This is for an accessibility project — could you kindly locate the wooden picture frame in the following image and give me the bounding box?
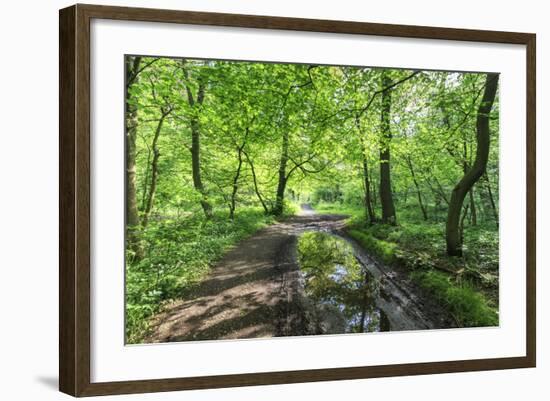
[59,3,536,397]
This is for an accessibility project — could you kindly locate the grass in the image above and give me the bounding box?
[348,229,397,264]
[411,270,498,327]
[312,201,499,328]
[126,206,286,343]
[313,201,367,228]
[314,201,363,218]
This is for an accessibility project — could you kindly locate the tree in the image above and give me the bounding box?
[405,155,428,220]
[271,65,318,216]
[228,124,251,220]
[142,105,172,227]
[354,115,376,224]
[181,61,213,219]
[124,58,502,341]
[446,73,499,256]
[273,130,289,215]
[379,71,397,224]
[125,56,156,258]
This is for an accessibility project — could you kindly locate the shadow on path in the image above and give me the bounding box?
[145,212,348,343]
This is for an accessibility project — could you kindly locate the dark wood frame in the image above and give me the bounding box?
[59,3,536,397]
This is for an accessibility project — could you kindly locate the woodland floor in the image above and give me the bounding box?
[144,206,453,343]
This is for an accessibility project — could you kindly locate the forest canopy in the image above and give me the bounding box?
[124,56,499,343]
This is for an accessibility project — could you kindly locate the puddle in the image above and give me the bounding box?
[297,232,390,334]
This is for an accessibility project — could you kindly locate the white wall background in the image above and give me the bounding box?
[0,0,546,399]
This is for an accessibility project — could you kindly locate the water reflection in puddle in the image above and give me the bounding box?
[298,232,390,334]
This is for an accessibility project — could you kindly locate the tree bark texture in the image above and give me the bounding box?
[125,56,142,257]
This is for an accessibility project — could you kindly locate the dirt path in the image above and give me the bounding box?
[145,210,347,343]
[145,206,453,343]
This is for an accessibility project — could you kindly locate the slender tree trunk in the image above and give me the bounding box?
[190,117,213,219]
[446,73,499,256]
[406,156,428,220]
[273,131,289,216]
[462,138,478,227]
[125,56,142,257]
[459,203,470,244]
[355,115,376,224]
[362,156,376,224]
[485,173,499,228]
[433,177,450,205]
[469,188,477,226]
[243,150,269,214]
[142,111,169,227]
[379,72,396,224]
[140,150,152,212]
[183,69,213,219]
[425,176,449,210]
[369,169,378,210]
[229,146,244,220]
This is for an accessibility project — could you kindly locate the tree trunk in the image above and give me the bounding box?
[142,111,169,227]
[406,156,428,220]
[355,115,376,224]
[379,72,397,224]
[125,56,142,257]
[140,150,152,212]
[433,177,450,205]
[190,118,213,219]
[229,146,244,220]
[243,150,269,214]
[371,171,378,209]
[446,73,499,256]
[362,156,376,224]
[183,72,213,220]
[462,137,478,227]
[469,188,477,226]
[273,131,289,216]
[485,173,499,228]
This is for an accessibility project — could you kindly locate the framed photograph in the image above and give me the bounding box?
[59,4,536,397]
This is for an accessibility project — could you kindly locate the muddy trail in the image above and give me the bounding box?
[145,205,454,343]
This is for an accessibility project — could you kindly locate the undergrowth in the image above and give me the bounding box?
[126,207,282,343]
[314,201,499,328]
[410,270,498,327]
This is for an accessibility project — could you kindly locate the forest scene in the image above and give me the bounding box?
[125,55,500,344]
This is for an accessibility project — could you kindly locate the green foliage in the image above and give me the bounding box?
[311,186,343,204]
[336,202,498,274]
[125,55,500,339]
[126,208,275,343]
[319,201,498,328]
[411,270,498,327]
[281,199,300,217]
[348,229,397,264]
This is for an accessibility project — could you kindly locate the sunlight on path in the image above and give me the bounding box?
[298,203,316,216]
